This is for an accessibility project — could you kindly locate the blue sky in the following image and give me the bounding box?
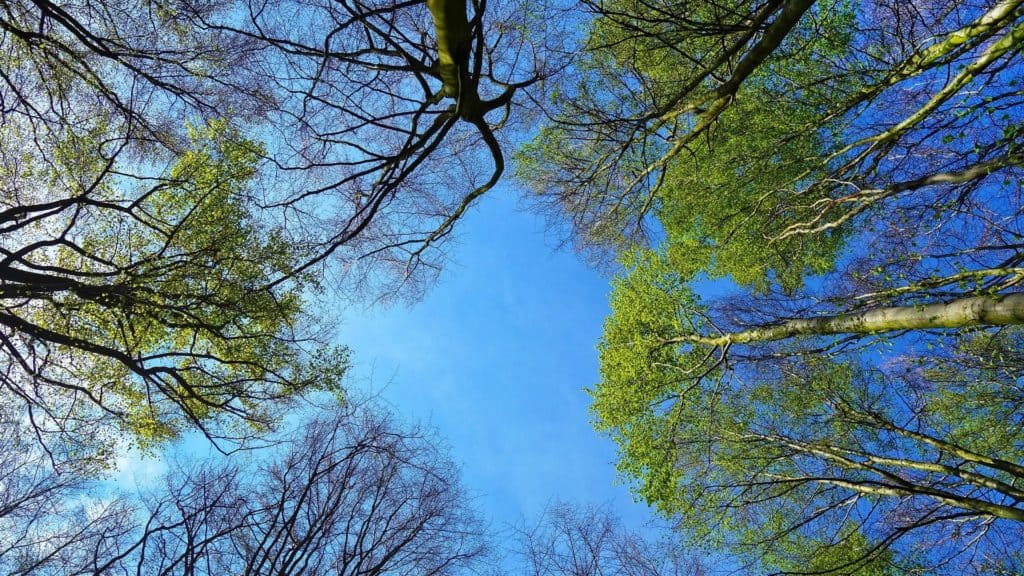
[338,184,658,532]
[111,181,659,537]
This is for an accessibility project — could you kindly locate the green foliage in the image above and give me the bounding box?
[764,529,903,576]
[658,95,842,291]
[12,120,346,450]
[923,328,1024,458]
[518,0,859,286]
[595,253,1024,570]
[595,250,714,515]
[531,0,1024,571]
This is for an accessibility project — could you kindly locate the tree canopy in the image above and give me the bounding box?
[0,0,559,454]
[519,0,1024,572]
[3,0,1024,573]
[1,117,349,452]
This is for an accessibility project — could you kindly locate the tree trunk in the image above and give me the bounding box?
[427,0,471,96]
[677,292,1024,346]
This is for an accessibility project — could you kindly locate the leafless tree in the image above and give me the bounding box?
[0,399,134,576]
[512,501,703,576]
[1,401,490,576]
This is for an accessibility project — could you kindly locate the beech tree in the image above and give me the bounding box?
[520,0,1024,360]
[1,116,347,451]
[174,0,558,286]
[520,0,1023,283]
[0,0,555,453]
[520,0,1024,371]
[517,0,1024,572]
[596,253,1024,572]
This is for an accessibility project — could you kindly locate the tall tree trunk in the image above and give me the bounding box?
[427,0,472,97]
[675,292,1024,346]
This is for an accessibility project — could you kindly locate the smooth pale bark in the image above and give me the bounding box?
[831,16,1024,176]
[675,292,1024,346]
[838,401,1024,479]
[812,478,1024,522]
[745,432,1024,520]
[776,154,1024,239]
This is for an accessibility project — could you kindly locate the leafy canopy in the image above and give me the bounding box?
[2,119,346,451]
